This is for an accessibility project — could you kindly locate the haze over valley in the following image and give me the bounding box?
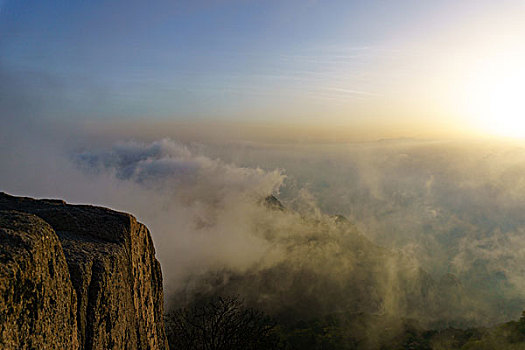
[2,1,525,348]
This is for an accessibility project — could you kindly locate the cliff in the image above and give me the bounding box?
[0,192,168,350]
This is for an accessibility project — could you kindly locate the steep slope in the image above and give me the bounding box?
[0,211,78,349]
[171,196,470,330]
[0,192,168,350]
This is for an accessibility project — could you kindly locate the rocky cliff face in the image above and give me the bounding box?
[0,192,168,350]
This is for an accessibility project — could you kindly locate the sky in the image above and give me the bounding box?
[1,0,525,139]
[3,1,525,325]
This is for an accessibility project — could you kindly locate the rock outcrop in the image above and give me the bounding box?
[0,192,168,350]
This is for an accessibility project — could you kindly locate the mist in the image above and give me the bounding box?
[3,115,525,333]
[3,1,525,348]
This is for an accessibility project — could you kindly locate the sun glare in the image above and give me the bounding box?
[463,53,525,138]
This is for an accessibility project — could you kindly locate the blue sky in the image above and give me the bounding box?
[1,0,524,134]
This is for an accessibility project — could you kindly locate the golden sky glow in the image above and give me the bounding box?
[459,52,525,138]
[1,1,525,141]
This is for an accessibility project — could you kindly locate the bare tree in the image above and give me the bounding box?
[165,295,281,350]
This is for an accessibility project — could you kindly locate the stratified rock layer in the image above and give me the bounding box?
[0,193,168,350]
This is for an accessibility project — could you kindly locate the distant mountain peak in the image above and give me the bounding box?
[263,195,285,211]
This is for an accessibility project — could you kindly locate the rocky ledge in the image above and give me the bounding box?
[0,192,168,349]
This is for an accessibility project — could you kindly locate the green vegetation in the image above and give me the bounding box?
[165,198,525,349]
[166,301,525,349]
[164,296,282,350]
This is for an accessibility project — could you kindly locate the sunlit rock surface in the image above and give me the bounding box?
[0,192,168,350]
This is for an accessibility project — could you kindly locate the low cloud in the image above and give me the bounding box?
[2,122,525,327]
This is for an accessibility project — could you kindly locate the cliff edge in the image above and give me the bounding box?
[0,192,168,350]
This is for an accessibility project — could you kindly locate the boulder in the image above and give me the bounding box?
[0,192,168,349]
